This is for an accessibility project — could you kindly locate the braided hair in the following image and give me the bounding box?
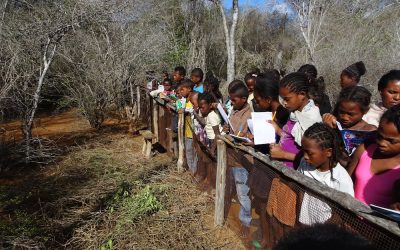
[280,72,311,95]
[303,123,341,180]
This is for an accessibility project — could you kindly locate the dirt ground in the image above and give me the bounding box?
[0,110,247,249]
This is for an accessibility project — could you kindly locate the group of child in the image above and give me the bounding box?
[150,63,400,245]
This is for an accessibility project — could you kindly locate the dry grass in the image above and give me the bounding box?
[1,129,244,249]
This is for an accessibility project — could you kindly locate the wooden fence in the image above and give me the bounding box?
[149,96,400,249]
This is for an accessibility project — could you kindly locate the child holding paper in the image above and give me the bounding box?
[222,80,253,238]
[248,74,290,248]
[253,75,290,132]
[269,72,322,169]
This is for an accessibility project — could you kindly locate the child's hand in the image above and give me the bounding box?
[323,113,337,128]
[177,108,184,114]
[269,144,286,159]
[211,103,219,109]
[222,124,230,133]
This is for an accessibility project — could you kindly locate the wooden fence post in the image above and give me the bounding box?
[215,139,227,226]
[152,99,159,143]
[177,112,184,172]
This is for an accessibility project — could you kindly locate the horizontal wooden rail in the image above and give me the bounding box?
[217,135,400,236]
[149,95,400,248]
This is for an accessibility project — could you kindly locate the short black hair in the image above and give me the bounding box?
[378,70,400,91]
[254,75,279,100]
[198,92,216,104]
[274,224,377,250]
[174,66,186,77]
[228,79,246,91]
[229,80,249,98]
[191,68,204,82]
[163,78,172,85]
[381,104,400,132]
[179,79,194,89]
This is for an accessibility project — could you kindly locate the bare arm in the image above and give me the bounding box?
[193,110,206,126]
[347,143,365,176]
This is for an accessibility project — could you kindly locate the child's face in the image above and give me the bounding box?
[254,92,271,110]
[229,93,247,110]
[199,100,212,116]
[337,100,365,128]
[164,83,172,91]
[190,74,202,84]
[381,80,400,109]
[376,119,400,156]
[301,137,332,170]
[279,86,307,112]
[340,72,357,88]
[173,71,183,82]
[245,79,256,93]
[179,86,191,98]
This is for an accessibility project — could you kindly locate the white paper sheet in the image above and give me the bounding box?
[247,119,254,134]
[251,112,276,145]
[217,103,234,131]
[217,103,229,123]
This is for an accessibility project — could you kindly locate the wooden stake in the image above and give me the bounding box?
[137,85,141,119]
[152,99,159,143]
[177,112,184,172]
[215,139,227,226]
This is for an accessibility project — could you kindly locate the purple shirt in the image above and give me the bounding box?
[279,119,301,169]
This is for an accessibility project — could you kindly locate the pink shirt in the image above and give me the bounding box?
[354,144,400,207]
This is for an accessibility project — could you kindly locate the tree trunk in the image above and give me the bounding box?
[23,37,56,163]
[215,0,239,84]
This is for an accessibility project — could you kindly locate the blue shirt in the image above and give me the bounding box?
[193,84,204,93]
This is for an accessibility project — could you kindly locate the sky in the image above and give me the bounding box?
[223,0,289,13]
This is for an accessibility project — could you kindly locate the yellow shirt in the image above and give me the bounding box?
[184,101,193,138]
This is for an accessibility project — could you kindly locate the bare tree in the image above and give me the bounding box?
[290,0,331,63]
[210,0,239,83]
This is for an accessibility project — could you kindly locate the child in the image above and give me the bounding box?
[298,123,354,226]
[198,93,222,154]
[323,86,376,131]
[363,70,400,127]
[253,75,290,128]
[340,61,366,88]
[158,78,174,98]
[178,80,196,173]
[204,72,223,103]
[348,105,400,208]
[249,74,290,248]
[190,68,204,93]
[298,64,332,115]
[172,66,186,90]
[298,123,354,196]
[244,71,259,108]
[269,72,322,169]
[222,81,253,237]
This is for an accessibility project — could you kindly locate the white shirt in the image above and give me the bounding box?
[204,111,222,140]
[363,102,386,127]
[298,158,354,196]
